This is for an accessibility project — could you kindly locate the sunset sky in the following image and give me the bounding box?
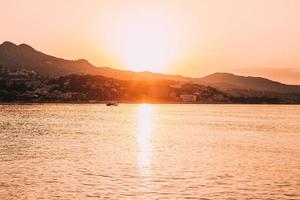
[1,0,300,84]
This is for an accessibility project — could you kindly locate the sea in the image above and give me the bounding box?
[0,104,299,199]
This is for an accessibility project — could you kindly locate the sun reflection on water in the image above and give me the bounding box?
[137,104,154,176]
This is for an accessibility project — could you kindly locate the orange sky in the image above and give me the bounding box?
[1,0,300,84]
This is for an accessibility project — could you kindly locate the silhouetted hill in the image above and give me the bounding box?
[196,72,300,93]
[0,41,189,82]
[1,41,300,94]
[0,41,104,75]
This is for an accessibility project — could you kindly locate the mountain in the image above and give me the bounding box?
[196,72,300,93]
[0,41,189,82]
[1,41,300,94]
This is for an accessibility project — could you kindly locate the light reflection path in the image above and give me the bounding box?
[137,104,154,177]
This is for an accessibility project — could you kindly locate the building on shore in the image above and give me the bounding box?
[180,94,197,102]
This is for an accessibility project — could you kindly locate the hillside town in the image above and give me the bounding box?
[1,67,297,104]
[0,67,230,103]
[1,41,300,104]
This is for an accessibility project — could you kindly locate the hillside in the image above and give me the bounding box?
[1,41,300,94]
[0,41,189,82]
[197,73,300,93]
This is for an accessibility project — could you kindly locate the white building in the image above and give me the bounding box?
[180,94,197,102]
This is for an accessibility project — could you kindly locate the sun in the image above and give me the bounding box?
[99,5,185,73]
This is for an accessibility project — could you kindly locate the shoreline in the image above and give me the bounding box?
[0,101,299,105]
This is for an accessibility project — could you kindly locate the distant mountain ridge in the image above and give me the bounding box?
[1,41,300,94]
[0,41,189,82]
[198,72,300,93]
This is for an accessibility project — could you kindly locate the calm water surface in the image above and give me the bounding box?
[0,104,299,199]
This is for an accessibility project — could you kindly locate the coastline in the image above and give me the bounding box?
[0,101,299,105]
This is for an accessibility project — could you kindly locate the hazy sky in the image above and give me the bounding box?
[1,0,300,84]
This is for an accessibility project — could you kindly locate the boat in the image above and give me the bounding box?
[106,101,118,106]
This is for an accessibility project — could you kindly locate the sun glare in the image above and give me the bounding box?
[137,104,154,176]
[100,6,185,73]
